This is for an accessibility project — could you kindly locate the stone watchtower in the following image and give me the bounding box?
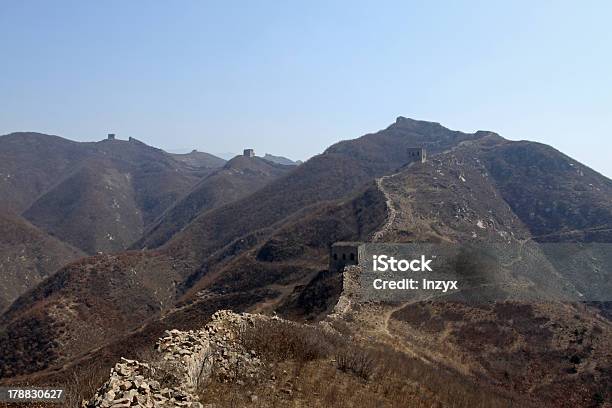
[407,147,426,163]
[329,242,365,272]
[243,149,255,158]
[107,133,116,141]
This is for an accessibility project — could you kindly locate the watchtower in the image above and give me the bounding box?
[407,147,426,163]
[107,133,116,141]
[243,149,255,158]
[330,242,364,272]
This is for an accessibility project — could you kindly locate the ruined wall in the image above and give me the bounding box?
[84,311,265,407]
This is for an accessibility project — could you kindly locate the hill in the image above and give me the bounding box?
[0,118,482,378]
[8,132,611,406]
[169,150,226,169]
[163,117,482,266]
[0,132,90,214]
[337,136,612,406]
[15,136,220,254]
[0,213,84,312]
[2,118,610,408]
[135,156,293,249]
[262,153,301,166]
[480,141,612,242]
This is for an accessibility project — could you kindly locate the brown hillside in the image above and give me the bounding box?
[135,156,293,249]
[0,213,84,312]
[169,150,226,169]
[21,138,215,254]
[0,133,89,214]
[0,117,477,379]
[22,159,144,254]
[164,118,483,266]
[480,141,612,242]
[1,119,611,408]
[0,250,187,378]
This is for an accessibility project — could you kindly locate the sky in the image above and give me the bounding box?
[1,1,610,176]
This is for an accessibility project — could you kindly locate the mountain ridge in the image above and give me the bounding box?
[1,118,610,408]
[0,132,228,254]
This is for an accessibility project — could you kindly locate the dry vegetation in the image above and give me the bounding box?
[199,318,525,408]
[391,301,612,407]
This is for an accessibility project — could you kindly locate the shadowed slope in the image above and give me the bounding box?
[0,213,84,311]
[0,133,89,214]
[136,156,293,249]
[480,141,612,242]
[21,138,214,254]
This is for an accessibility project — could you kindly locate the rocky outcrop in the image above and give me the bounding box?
[83,311,265,407]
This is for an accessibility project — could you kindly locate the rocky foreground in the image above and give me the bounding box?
[83,310,267,407]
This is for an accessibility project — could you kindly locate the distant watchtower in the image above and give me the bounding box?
[107,133,116,141]
[407,147,426,163]
[330,242,364,272]
[243,149,255,158]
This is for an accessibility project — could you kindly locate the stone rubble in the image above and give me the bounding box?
[82,358,202,408]
[83,310,266,407]
[205,310,263,382]
[156,328,213,393]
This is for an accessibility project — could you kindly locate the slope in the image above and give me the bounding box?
[136,156,293,249]
[3,119,611,407]
[22,138,211,254]
[0,213,84,312]
[480,141,612,242]
[169,150,226,169]
[163,117,483,266]
[0,117,482,379]
[0,132,90,214]
[334,137,612,407]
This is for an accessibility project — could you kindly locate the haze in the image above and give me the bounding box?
[1,1,610,176]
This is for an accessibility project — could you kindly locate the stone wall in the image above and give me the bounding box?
[83,311,265,407]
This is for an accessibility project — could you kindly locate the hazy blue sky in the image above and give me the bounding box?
[1,1,610,176]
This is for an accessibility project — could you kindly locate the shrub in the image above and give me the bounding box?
[238,319,337,362]
[336,346,376,380]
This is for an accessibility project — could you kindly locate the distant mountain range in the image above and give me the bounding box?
[262,153,302,166]
[211,151,302,164]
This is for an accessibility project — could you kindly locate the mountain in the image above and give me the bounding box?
[0,118,489,378]
[1,134,224,254]
[169,150,226,169]
[135,155,294,249]
[1,118,610,408]
[480,141,612,242]
[0,213,84,311]
[262,153,301,166]
[162,117,482,266]
[0,132,89,214]
[336,136,612,406]
[23,158,147,254]
[181,134,612,315]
